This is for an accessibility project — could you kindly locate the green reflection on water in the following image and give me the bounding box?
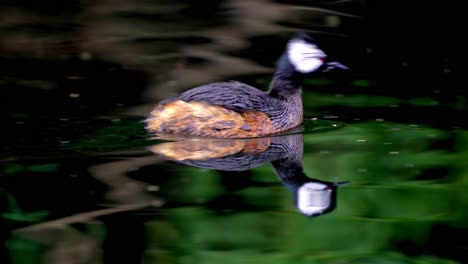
[3,114,467,263]
[2,109,467,264]
[137,122,466,263]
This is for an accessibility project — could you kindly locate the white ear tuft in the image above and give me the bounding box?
[287,39,326,73]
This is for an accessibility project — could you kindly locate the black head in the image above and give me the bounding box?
[286,32,348,74]
[293,31,319,44]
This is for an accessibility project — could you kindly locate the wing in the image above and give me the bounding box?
[172,81,271,113]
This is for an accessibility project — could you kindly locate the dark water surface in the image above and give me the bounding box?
[1,1,465,263]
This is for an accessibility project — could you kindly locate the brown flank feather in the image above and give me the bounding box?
[146,100,275,138]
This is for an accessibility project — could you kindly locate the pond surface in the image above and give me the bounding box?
[0,1,465,263]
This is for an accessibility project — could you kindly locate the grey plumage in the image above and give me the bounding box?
[167,81,273,113]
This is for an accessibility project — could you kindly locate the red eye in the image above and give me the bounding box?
[320,56,327,62]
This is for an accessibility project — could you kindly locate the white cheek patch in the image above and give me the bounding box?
[297,182,331,216]
[287,39,326,73]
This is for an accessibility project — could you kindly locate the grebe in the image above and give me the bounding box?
[146,32,347,138]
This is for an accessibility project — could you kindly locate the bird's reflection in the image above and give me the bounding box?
[150,133,348,217]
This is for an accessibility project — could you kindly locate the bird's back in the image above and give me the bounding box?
[146,81,277,138]
[172,81,272,112]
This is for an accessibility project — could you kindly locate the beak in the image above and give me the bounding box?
[323,61,349,72]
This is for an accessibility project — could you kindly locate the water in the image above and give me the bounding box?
[1,1,465,263]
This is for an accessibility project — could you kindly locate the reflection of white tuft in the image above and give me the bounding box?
[297,182,331,216]
[287,39,326,73]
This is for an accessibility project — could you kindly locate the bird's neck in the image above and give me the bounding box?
[268,54,304,99]
[269,134,307,182]
[267,54,304,131]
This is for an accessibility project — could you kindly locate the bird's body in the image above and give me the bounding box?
[146,80,303,137]
[146,32,346,138]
